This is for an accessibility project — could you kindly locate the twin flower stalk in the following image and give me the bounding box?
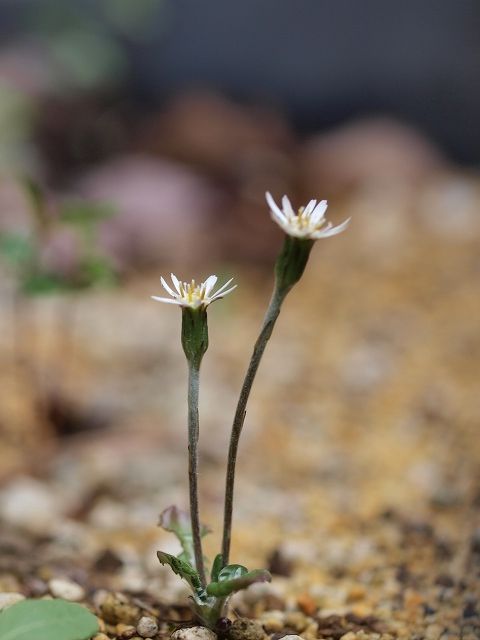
[151,193,350,629]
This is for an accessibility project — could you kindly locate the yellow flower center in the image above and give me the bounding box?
[179,280,207,304]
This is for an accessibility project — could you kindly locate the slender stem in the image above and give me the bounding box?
[221,286,285,564]
[187,361,207,587]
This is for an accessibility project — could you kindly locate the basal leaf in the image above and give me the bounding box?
[158,505,210,568]
[206,569,272,598]
[0,599,99,640]
[217,564,248,582]
[210,553,223,583]
[157,550,204,597]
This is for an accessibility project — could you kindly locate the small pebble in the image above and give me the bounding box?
[48,578,85,602]
[94,635,110,640]
[117,623,137,638]
[259,610,285,632]
[0,592,25,611]
[284,612,309,633]
[99,592,141,625]
[171,626,217,640]
[228,618,266,640]
[137,616,159,638]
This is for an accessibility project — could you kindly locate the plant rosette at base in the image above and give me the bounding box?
[157,506,271,629]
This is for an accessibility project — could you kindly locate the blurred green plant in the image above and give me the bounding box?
[0,598,99,640]
[0,179,117,294]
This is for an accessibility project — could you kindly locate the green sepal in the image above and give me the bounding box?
[206,568,272,597]
[275,235,314,297]
[181,307,209,368]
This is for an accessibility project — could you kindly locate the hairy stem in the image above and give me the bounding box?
[221,286,285,564]
[188,362,207,586]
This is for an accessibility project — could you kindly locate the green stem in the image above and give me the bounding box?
[188,361,207,587]
[221,286,285,565]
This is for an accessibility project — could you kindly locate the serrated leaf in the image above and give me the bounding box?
[0,598,99,640]
[206,569,272,598]
[157,550,204,598]
[159,505,210,568]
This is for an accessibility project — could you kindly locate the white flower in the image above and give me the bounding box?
[152,273,236,309]
[266,192,350,239]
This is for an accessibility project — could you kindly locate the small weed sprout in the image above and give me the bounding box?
[152,193,350,628]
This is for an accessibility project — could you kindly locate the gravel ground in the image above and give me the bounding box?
[0,175,479,639]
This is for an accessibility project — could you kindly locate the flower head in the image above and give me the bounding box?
[152,273,236,310]
[266,192,350,239]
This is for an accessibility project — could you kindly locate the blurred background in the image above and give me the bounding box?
[0,0,479,628]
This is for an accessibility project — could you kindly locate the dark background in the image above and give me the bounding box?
[1,0,479,163]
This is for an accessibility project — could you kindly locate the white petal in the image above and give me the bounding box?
[266,191,288,223]
[161,276,177,297]
[151,296,183,305]
[211,284,237,300]
[203,275,218,296]
[303,199,317,216]
[281,195,296,219]
[170,273,182,294]
[313,217,350,238]
[309,200,328,225]
[211,277,234,297]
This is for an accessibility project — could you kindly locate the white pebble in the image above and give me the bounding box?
[171,626,217,640]
[49,578,85,602]
[0,478,60,533]
[0,593,25,611]
[137,615,159,638]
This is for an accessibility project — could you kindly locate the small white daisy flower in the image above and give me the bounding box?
[266,192,350,239]
[152,273,236,309]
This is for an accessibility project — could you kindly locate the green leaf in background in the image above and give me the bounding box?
[0,599,99,640]
[0,233,34,269]
[81,256,117,288]
[22,273,66,296]
[20,176,49,230]
[206,568,272,598]
[60,200,114,227]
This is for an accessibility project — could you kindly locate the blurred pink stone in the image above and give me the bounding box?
[75,155,221,269]
[0,42,56,98]
[40,227,81,278]
[300,118,447,197]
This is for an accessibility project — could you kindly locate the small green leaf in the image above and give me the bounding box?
[210,554,223,582]
[0,599,99,640]
[206,569,272,598]
[159,505,210,568]
[157,550,204,598]
[217,564,248,581]
[22,273,66,296]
